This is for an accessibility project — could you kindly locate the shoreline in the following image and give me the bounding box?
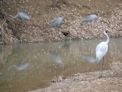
[29,61,122,92]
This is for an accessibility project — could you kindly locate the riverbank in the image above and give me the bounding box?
[0,0,122,44]
[29,61,122,92]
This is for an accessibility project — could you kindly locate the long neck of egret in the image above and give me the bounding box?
[104,31,109,44]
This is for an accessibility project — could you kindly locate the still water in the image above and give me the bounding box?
[0,38,122,92]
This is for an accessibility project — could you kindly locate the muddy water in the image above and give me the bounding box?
[0,38,122,92]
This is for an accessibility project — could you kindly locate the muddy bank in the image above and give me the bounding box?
[0,0,122,43]
[29,62,122,92]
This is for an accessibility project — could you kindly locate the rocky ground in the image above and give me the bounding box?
[29,61,122,92]
[0,0,122,44]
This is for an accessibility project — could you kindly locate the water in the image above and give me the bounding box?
[0,38,122,92]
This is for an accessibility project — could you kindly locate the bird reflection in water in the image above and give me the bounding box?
[48,51,64,82]
[8,63,29,71]
[13,63,29,71]
[82,55,96,63]
[48,51,64,68]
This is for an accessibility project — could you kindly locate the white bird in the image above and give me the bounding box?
[82,31,109,63]
[13,12,31,20]
[82,31,109,77]
[51,16,64,27]
[82,14,98,22]
[96,30,109,63]
[96,30,110,77]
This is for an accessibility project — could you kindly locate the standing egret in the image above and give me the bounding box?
[96,31,109,63]
[82,31,110,77]
[96,30,110,77]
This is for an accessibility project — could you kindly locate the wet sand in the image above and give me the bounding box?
[29,62,122,92]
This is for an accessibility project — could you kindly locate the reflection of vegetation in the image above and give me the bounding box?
[0,46,3,53]
[0,80,9,92]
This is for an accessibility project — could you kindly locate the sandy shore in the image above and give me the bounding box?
[29,62,122,92]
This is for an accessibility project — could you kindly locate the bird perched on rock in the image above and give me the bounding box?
[81,14,98,22]
[13,12,31,20]
[51,16,64,27]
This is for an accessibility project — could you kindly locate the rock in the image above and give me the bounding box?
[61,31,70,36]
[0,12,5,20]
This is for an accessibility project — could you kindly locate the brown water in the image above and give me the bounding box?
[0,38,122,92]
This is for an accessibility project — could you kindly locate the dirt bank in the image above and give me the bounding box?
[0,0,122,44]
[29,61,122,92]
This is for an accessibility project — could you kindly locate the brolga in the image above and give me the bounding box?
[96,30,110,77]
[51,16,64,27]
[13,12,31,20]
[82,14,98,22]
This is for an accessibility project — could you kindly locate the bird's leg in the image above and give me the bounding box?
[99,57,104,78]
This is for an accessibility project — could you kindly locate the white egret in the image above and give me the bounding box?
[96,30,110,77]
[96,30,109,63]
[82,31,110,77]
